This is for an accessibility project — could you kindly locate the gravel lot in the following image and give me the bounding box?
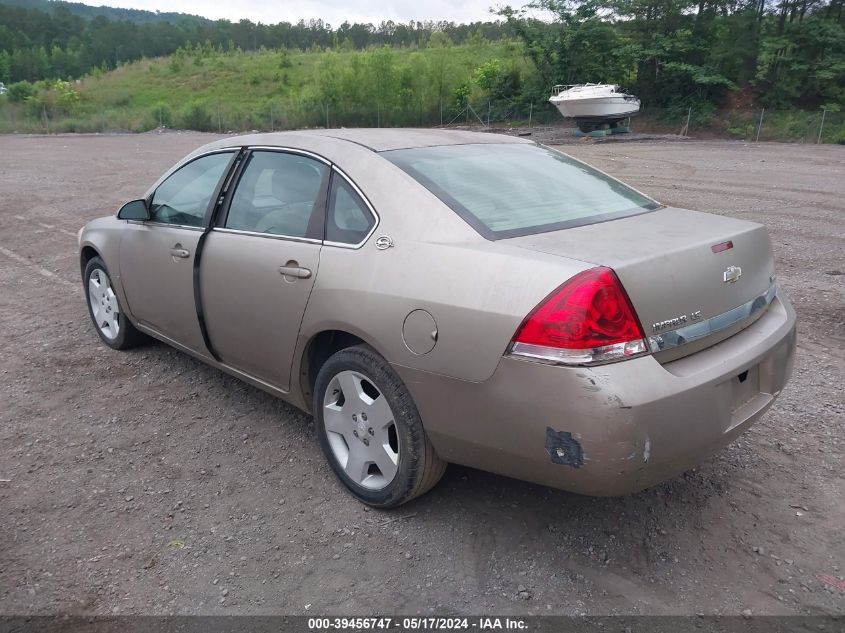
[0,132,842,617]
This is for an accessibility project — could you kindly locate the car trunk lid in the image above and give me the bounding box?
[504,207,776,362]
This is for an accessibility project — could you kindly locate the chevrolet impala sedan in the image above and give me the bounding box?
[79,129,796,507]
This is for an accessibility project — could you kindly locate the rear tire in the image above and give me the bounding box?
[83,256,148,350]
[313,345,446,507]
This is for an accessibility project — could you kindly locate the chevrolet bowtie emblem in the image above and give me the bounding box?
[723,266,742,283]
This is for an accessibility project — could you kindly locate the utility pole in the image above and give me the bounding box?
[528,103,533,130]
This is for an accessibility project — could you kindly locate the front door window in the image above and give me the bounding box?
[149,152,233,227]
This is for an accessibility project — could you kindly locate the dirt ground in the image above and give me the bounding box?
[0,132,842,617]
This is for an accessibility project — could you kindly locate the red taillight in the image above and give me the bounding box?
[511,267,648,365]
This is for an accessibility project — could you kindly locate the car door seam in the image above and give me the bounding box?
[193,148,246,362]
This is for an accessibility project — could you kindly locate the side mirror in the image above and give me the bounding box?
[117,199,150,221]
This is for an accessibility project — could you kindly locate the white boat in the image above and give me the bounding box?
[549,84,640,121]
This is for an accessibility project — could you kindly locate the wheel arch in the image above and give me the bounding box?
[78,222,133,324]
[79,244,100,276]
[298,329,380,413]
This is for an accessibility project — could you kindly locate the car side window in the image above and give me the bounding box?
[225,151,328,237]
[326,175,375,245]
[149,152,233,227]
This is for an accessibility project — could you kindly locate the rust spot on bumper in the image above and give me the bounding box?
[545,427,584,468]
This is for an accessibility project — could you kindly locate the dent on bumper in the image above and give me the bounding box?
[397,295,797,496]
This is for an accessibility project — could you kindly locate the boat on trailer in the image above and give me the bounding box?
[549,84,640,132]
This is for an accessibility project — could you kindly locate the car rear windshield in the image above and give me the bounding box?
[384,143,660,240]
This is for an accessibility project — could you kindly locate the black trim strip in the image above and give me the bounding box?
[192,149,245,362]
[307,161,331,241]
[214,149,252,229]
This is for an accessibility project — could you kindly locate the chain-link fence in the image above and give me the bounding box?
[1,95,843,144]
[442,102,845,145]
[159,102,845,146]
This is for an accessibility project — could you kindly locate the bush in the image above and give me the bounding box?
[150,101,172,127]
[7,81,36,103]
[53,80,81,109]
[726,122,756,139]
[660,101,717,129]
[179,101,212,131]
[827,120,845,144]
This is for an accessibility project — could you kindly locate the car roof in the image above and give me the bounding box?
[197,128,532,154]
[148,129,535,208]
[308,128,531,152]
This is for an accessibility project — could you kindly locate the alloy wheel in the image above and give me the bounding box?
[322,370,399,490]
[88,268,120,340]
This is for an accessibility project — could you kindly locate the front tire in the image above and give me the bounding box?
[313,345,446,507]
[83,256,148,350]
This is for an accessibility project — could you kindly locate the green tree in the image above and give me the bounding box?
[757,14,845,106]
[474,59,504,92]
[10,47,50,82]
[0,50,11,84]
[316,50,343,110]
[452,82,471,110]
[500,2,634,102]
[427,31,453,109]
[369,46,396,113]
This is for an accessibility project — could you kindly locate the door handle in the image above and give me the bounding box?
[170,246,190,259]
[279,265,312,279]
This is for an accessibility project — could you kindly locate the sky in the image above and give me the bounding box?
[82,0,511,26]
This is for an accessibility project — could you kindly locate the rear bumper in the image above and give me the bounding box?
[396,293,796,496]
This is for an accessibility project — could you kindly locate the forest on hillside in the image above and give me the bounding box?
[0,0,843,137]
[1,0,843,109]
[0,2,514,83]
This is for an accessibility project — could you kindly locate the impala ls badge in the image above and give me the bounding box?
[723,266,742,283]
[652,309,703,333]
[653,315,687,332]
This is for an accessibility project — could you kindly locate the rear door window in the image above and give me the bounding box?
[384,143,659,240]
[225,151,328,238]
[325,175,375,245]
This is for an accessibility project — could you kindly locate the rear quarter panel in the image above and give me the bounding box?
[298,157,592,384]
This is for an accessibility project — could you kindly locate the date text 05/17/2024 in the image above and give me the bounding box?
[307,617,528,630]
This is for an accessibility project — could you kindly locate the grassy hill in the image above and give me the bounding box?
[0,39,535,133]
[1,36,841,142]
